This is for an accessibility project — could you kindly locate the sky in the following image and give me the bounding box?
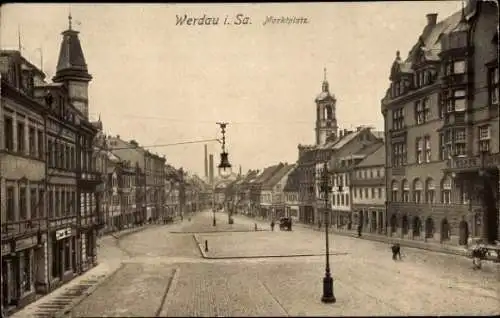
[1,1,463,177]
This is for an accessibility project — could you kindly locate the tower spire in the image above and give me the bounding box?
[322,67,329,92]
[17,25,22,53]
[68,9,73,30]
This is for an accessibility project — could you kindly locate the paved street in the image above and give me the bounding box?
[14,210,500,317]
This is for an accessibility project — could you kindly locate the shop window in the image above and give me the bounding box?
[64,241,71,271]
[23,252,31,292]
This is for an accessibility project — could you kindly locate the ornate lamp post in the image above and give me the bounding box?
[212,122,233,226]
[320,161,336,303]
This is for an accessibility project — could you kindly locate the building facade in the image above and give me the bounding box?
[1,16,102,313]
[1,51,48,311]
[284,166,300,220]
[350,144,386,234]
[382,1,499,245]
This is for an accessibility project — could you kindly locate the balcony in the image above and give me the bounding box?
[441,73,467,87]
[1,218,47,241]
[446,153,500,172]
[78,172,104,191]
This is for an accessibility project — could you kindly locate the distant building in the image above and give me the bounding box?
[350,144,386,234]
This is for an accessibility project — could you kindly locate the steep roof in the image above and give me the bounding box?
[283,165,299,192]
[252,164,282,185]
[355,144,385,168]
[53,15,92,82]
[262,164,295,190]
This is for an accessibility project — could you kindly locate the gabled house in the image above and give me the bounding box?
[284,165,300,221]
[250,164,284,218]
[260,164,295,220]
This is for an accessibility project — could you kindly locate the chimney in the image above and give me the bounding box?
[204,144,208,180]
[209,154,214,184]
[426,13,437,26]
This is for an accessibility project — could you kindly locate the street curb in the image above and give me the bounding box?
[154,268,178,317]
[171,229,269,234]
[198,252,350,260]
[192,234,207,258]
[57,263,126,317]
[294,223,471,258]
[192,234,350,260]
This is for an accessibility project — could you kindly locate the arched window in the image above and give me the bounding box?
[441,175,452,204]
[391,180,398,201]
[402,179,410,202]
[425,178,435,203]
[413,179,423,203]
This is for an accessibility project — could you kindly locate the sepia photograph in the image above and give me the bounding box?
[0,1,499,317]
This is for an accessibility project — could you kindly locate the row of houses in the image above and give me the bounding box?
[0,17,206,314]
[221,1,499,249]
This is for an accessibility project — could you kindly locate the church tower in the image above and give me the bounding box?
[53,13,92,119]
[315,68,338,145]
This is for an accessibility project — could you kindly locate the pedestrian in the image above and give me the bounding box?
[271,220,275,231]
[255,223,258,231]
[391,243,402,261]
[471,240,488,270]
[357,223,362,237]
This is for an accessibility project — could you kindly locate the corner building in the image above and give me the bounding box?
[382,1,499,245]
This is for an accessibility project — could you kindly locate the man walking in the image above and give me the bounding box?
[391,243,402,261]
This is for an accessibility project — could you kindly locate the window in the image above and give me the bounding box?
[425,179,435,203]
[55,191,60,218]
[416,137,423,164]
[424,136,431,163]
[29,127,36,156]
[479,125,491,152]
[359,188,363,199]
[39,189,45,217]
[439,133,448,160]
[454,128,466,156]
[7,187,15,221]
[48,140,53,167]
[17,122,25,153]
[70,147,75,170]
[371,188,375,198]
[392,142,407,167]
[392,108,404,130]
[48,190,53,218]
[353,187,357,198]
[378,188,382,199]
[453,90,466,112]
[72,192,76,215]
[441,176,452,204]
[345,194,349,205]
[19,187,27,220]
[415,101,423,124]
[392,180,398,201]
[37,130,43,159]
[65,145,70,169]
[4,116,14,151]
[413,179,423,203]
[488,66,499,106]
[364,188,369,198]
[453,60,466,74]
[30,188,37,219]
[439,91,446,119]
[402,179,409,202]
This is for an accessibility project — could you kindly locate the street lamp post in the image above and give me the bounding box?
[212,122,233,226]
[320,161,336,303]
